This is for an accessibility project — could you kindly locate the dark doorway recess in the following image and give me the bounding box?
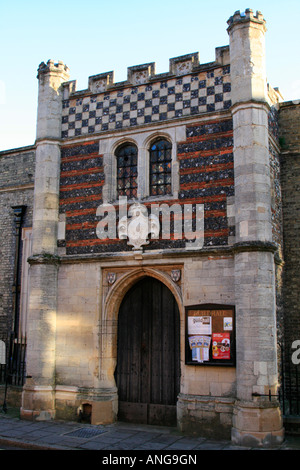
[115,277,180,426]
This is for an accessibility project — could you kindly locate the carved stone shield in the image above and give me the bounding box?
[171,269,181,282]
[107,272,116,285]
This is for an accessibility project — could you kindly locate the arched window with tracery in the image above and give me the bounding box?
[149,139,172,196]
[116,143,138,199]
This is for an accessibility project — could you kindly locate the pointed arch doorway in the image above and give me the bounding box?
[114,276,180,426]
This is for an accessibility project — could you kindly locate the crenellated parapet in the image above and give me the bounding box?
[227,8,266,31]
[62,49,229,99]
[60,48,231,139]
[37,59,70,80]
[88,71,115,94]
[127,62,156,85]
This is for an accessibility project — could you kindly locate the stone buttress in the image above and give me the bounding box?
[227,9,284,446]
[21,61,70,420]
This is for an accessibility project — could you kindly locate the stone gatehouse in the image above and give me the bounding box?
[0,9,300,447]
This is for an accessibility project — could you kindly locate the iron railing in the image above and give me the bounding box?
[280,344,300,416]
[1,338,299,417]
[0,363,6,384]
[1,334,27,412]
[1,334,27,407]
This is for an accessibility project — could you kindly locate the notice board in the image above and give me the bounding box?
[185,304,235,366]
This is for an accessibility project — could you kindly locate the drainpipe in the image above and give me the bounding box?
[11,205,26,338]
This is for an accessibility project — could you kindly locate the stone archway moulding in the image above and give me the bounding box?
[104,266,183,321]
[99,266,184,388]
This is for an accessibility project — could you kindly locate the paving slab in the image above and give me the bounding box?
[1,412,300,451]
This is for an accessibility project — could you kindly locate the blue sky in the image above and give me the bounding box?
[0,0,299,151]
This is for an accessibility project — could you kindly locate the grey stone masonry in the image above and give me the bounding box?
[21,61,69,421]
[32,60,70,255]
[279,101,300,404]
[227,10,284,446]
[0,146,35,343]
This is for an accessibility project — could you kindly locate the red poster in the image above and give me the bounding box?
[212,333,230,359]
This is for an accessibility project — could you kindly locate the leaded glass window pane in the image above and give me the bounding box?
[116,144,138,199]
[149,139,172,196]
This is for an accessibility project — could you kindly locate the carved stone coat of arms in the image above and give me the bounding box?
[118,203,159,251]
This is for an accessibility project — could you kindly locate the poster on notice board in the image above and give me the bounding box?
[185,305,235,366]
[212,332,230,360]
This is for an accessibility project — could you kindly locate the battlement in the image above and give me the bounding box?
[62,48,229,98]
[227,9,266,31]
[37,59,70,79]
[60,46,232,139]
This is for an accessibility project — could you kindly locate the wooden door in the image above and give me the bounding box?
[115,277,180,426]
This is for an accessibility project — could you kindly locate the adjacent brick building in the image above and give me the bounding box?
[0,146,34,340]
[0,9,299,446]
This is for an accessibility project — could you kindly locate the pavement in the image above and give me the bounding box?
[0,409,300,453]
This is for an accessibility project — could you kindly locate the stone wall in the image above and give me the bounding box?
[58,117,234,255]
[279,101,300,359]
[178,117,234,247]
[0,146,35,343]
[53,253,236,433]
[56,261,101,388]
